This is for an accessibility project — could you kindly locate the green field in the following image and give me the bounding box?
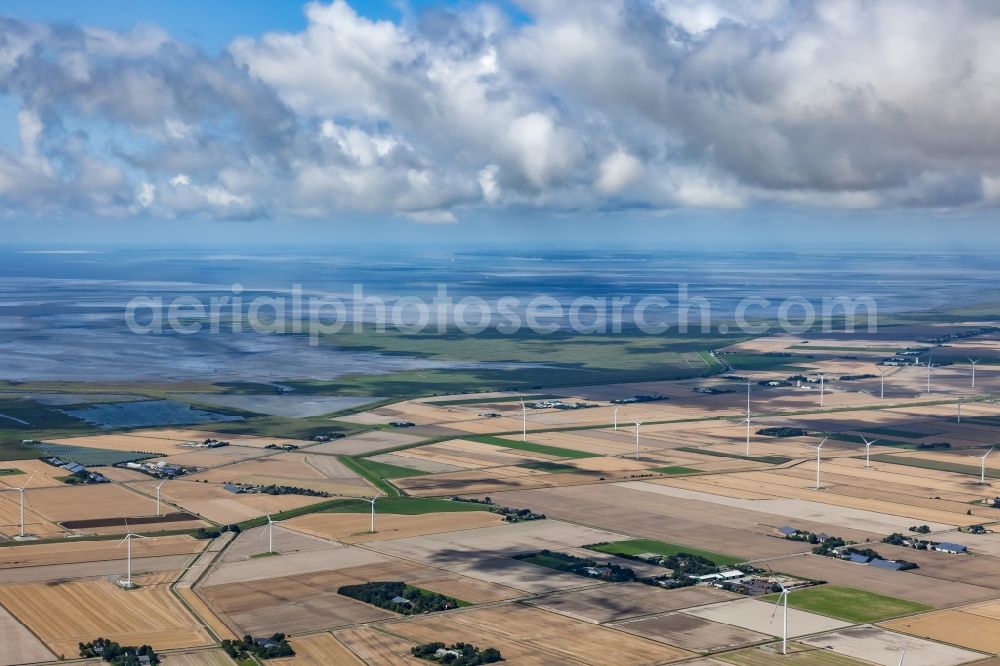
[587,538,744,566]
[0,468,24,476]
[321,498,491,515]
[468,435,598,459]
[353,457,429,480]
[339,457,402,496]
[868,453,1000,478]
[720,353,809,372]
[789,344,901,353]
[677,447,791,465]
[761,585,931,623]
[718,644,870,665]
[865,426,942,439]
[650,465,700,475]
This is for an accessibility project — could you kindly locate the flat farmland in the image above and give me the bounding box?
[285,510,505,544]
[487,484,867,558]
[365,520,633,593]
[526,583,737,623]
[766,553,998,607]
[801,626,986,666]
[395,467,559,496]
[681,598,851,637]
[130,429,314,450]
[17,483,157,523]
[0,574,212,656]
[0,602,54,665]
[0,459,85,488]
[0,534,201,569]
[383,604,693,665]
[718,644,882,665]
[333,627,425,666]
[281,633,365,665]
[613,612,771,652]
[627,479,960,532]
[140,478,323,524]
[307,430,425,456]
[157,649,235,666]
[200,555,518,635]
[0,492,65,538]
[881,609,1000,654]
[873,545,1000,589]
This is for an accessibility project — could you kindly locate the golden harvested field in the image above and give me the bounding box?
[132,428,313,449]
[20,483,156,522]
[306,430,425,456]
[277,633,365,665]
[0,573,213,656]
[285,510,505,543]
[384,605,693,666]
[0,459,83,488]
[0,493,65,538]
[0,602,54,665]
[881,609,1000,654]
[333,627,424,666]
[158,649,235,666]
[0,534,201,569]
[48,433,189,454]
[140,478,322,524]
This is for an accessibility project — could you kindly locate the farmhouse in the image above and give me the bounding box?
[933,542,968,554]
[778,526,798,537]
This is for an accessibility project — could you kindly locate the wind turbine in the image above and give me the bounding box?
[957,399,963,424]
[897,644,906,666]
[970,358,982,388]
[740,376,754,456]
[814,435,829,490]
[613,405,621,431]
[879,368,886,399]
[518,397,527,442]
[633,420,646,460]
[118,519,149,588]
[860,436,878,469]
[819,373,825,407]
[7,475,33,538]
[769,577,789,655]
[978,447,994,485]
[155,479,166,517]
[925,359,934,394]
[364,495,381,532]
[264,514,282,554]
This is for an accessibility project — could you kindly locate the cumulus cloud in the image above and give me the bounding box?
[1,1,1000,221]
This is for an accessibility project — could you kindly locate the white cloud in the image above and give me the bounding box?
[3,1,1000,221]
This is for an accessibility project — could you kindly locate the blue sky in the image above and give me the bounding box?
[1,1,999,249]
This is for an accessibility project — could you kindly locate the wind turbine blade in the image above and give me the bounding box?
[769,590,786,622]
[898,644,906,666]
[21,475,33,490]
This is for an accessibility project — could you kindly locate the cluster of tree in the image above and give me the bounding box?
[692,386,735,394]
[917,442,951,450]
[909,524,932,533]
[221,634,294,660]
[225,483,330,497]
[756,427,808,438]
[611,394,668,404]
[265,443,298,451]
[411,642,503,665]
[969,524,987,534]
[194,524,241,540]
[515,550,636,582]
[838,373,877,381]
[918,326,999,344]
[79,639,158,665]
[447,497,544,522]
[757,379,791,387]
[884,533,931,549]
[810,535,848,556]
[338,581,462,615]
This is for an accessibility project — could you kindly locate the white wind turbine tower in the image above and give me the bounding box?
[264,514,282,554]
[769,577,790,655]
[819,373,826,407]
[957,399,963,424]
[860,436,878,469]
[814,435,830,490]
[634,420,646,461]
[613,405,621,431]
[739,376,754,456]
[879,368,886,399]
[117,519,149,589]
[970,358,982,388]
[155,479,166,517]
[518,397,527,442]
[925,359,934,394]
[7,475,33,538]
[978,447,994,485]
[897,644,907,666]
[364,495,381,533]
